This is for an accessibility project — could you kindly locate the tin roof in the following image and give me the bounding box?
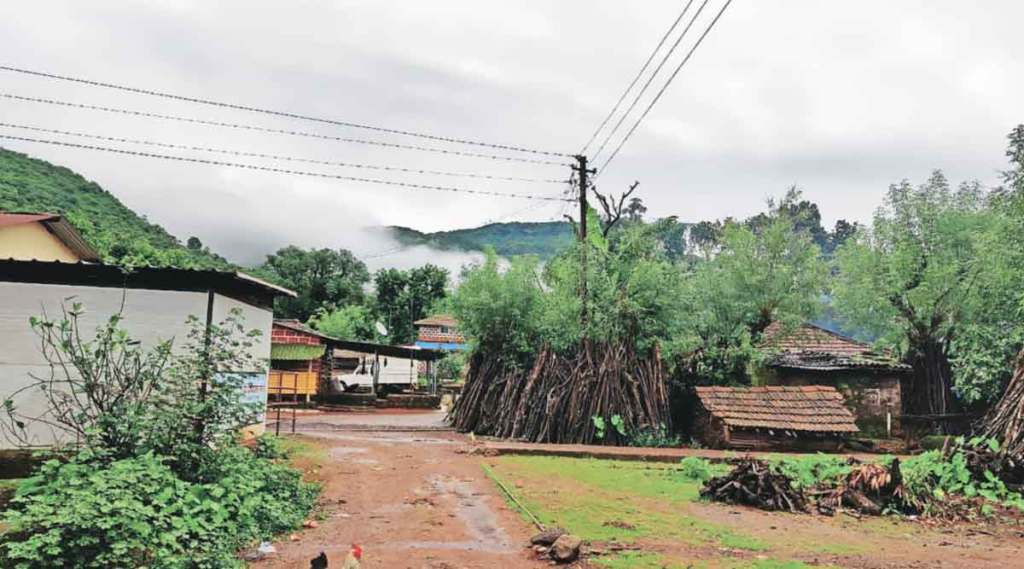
[695,385,860,433]
[760,322,910,372]
[0,211,100,262]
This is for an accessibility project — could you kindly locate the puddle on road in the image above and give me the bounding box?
[391,475,513,553]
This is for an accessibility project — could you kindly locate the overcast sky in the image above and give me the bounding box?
[1,1,1021,268]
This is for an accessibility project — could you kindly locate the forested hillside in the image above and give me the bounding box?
[0,148,229,268]
[388,221,575,258]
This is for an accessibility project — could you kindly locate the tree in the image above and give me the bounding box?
[256,246,369,321]
[827,219,859,255]
[186,236,203,251]
[308,304,378,341]
[372,264,449,344]
[745,187,829,251]
[833,171,998,415]
[679,215,828,384]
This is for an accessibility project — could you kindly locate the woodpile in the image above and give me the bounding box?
[821,459,904,516]
[981,348,1024,461]
[700,459,807,513]
[448,341,669,445]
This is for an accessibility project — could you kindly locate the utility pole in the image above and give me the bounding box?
[573,155,595,327]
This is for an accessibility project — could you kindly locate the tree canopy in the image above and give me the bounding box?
[255,246,370,321]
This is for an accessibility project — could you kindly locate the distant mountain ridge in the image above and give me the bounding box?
[387,221,575,258]
[0,147,229,268]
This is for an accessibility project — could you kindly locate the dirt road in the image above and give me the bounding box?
[254,426,543,569]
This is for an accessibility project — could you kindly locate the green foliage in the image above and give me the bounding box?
[767,454,853,490]
[0,148,229,269]
[372,264,449,344]
[678,212,828,384]
[0,448,318,568]
[591,416,607,440]
[388,221,574,259]
[679,457,714,483]
[255,246,369,321]
[436,351,468,381]
[901,437,1024,513]
[308,304,378,341]
[252,434,288,460]
[628,423,681,448]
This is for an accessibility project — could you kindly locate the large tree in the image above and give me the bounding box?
[833,171,998,416]
[256,246,369,320]
[372,264,449,344]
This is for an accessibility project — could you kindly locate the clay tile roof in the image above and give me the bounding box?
[695,385,859,433]
[760,322,909,372]
[413,314,458,327]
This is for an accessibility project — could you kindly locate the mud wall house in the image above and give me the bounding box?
[269,319,331,402]
[0,220,295,449]
[753,322,910,435]
[694,385,860,450]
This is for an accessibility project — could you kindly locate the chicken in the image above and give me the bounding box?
[310,551,328,569]
[342,544,362,569]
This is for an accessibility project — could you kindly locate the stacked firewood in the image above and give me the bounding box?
[981,349,1024,460]
[700,460,807,513]
[820,459,904,516]
[448,341,670,445]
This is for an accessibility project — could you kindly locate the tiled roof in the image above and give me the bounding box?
[760,322,909,372]
[414,314,458,327]
[273,319,329,338]
[695,385,860,433]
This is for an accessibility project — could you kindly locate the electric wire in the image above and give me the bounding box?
[589,0,707,163]
[0,64,571,158]
[580,0,695,155]
[0,122,567,184]
[598,0,734,175]
[1,93,572,167]
[0,133,574,202]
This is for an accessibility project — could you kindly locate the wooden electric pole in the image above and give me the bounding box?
[573,155,595,327]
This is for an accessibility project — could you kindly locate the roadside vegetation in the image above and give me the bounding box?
[0,306,319,568]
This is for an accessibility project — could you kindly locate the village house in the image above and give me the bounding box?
[413,314,467,352]
[269,319,331,403]
[0,213,295,448]
[694,385,860,450]
[753,322,910,435]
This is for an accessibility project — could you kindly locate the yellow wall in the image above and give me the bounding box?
[0,222,80,262]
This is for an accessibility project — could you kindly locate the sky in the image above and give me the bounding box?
[1,1,1021,269]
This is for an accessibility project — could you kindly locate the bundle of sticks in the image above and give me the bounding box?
[981,349,1024,462]
[448,341,670,445]
[700,459,807,513]
[819,459,904,516]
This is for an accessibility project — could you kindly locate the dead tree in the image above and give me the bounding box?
[592,181,640,237]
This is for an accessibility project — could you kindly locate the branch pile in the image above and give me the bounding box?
[700,459,807,513]
[981,349,1024,460]
[820,460,904,516]
[449,341,669,445]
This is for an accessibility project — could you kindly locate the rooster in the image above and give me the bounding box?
[342,544,362,569]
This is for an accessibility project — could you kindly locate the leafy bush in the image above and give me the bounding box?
[628,423,682,448]
[0,447,319,568]
[768,454,853,489]
[901,438,1024,513]
[253,434,288,460]
[680,457,714,483]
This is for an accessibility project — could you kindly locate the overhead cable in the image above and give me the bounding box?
[590,0,709,163]
[1,93,572,167]
[0,122,567,184]
[0,133,573,202]
[598,0,734,175]
[0,64,570,158]
[580,0,696,155]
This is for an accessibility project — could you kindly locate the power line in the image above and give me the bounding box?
[580,0,695,155]
[590,0,709,163]
[1,93,572,167]
[0,122,567,184]
[598,0,734,175]
[0,133,574,202]
[0,64,571,158]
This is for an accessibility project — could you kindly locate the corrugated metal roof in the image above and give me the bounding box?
[0,211,100,262]
[696,385,860,433]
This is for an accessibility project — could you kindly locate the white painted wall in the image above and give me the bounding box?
[0,282,273,448]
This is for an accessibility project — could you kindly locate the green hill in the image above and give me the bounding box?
[0,147,229,269]
[388,221,575,259]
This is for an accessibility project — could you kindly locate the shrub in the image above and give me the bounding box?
[0,447,319,568]
[628,423,682,448]
[768,454,853,489]
[901,438,1024,513]
[680,457,714,483]
[253,434,288,460]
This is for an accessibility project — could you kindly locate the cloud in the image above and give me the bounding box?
[0,0,1020,264]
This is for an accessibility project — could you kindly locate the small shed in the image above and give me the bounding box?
[694,385,860,450]
[269,319,330,402]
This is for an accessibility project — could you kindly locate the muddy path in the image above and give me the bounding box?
[253,431,544,568]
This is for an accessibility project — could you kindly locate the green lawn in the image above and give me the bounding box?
[485,456,848,568]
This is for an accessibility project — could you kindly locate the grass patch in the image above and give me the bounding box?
[593,551,673,568]
[487,456,763,550]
